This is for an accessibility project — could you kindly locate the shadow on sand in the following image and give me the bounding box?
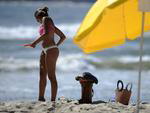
[92,100,107,104]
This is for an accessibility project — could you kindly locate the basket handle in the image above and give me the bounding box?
[125,83,132,91]
[117,80,124,91]
[92,89,94,97]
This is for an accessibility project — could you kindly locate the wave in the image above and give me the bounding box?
[0,55,150,72]
[0,57,38,72]
[89,55,150,70]
[0,54,96,72]
[0,26,38,40]
[117,55,150,63]
[58,23,80,38]
[0,23,80,40]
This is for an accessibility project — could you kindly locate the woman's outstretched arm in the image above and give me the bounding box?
[54,26,66,46]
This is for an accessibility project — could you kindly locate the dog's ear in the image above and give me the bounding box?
[75,76,83,81]
[83,72,98,84]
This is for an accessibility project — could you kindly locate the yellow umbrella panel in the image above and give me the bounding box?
[73,0,150,53]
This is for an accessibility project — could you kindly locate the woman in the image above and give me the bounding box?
[25,7,66,102]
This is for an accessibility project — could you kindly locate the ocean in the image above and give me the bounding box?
[0,1,150,103]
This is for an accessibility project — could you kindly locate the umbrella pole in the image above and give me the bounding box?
[136,12,145,113]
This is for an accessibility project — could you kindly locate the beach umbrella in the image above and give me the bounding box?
[73,0,150,113]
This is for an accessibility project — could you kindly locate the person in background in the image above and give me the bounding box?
[24,6,66,103]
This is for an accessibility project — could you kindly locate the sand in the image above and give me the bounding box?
[0,98,150,113]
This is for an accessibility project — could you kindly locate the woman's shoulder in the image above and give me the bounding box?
[42,16,54,26]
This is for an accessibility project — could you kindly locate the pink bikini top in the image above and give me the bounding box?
[39,24,55,36]
[39,24,45,36]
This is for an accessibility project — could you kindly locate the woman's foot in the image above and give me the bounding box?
[38,97,46,102]
[48,101,56,111]
[52,101,56,107]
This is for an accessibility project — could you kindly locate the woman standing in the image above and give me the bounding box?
[25,6,66,102]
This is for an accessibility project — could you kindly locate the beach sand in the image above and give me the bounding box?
[0,98,149,113]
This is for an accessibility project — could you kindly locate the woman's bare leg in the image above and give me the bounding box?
[46,48,59,101]
[39,51,47,101]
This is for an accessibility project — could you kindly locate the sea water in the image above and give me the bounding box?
[0,1,150,103]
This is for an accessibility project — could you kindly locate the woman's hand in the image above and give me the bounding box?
[30,43,36,48]
[24,43,36,48]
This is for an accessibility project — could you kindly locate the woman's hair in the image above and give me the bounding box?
[34,6,49,17]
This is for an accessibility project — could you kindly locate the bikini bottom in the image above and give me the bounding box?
[42,45,58,54]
